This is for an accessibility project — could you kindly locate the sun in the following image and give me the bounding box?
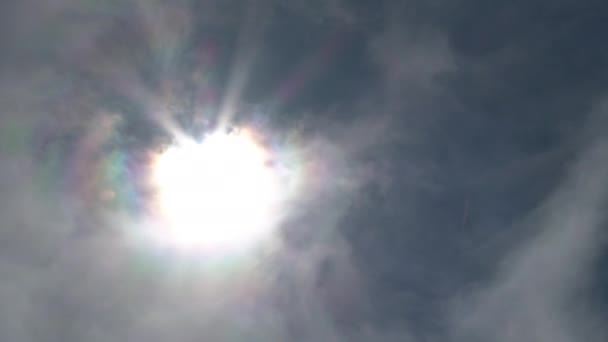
[150,127,282,253]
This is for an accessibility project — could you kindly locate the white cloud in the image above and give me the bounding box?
[451,107,608,342]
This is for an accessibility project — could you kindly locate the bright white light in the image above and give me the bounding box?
[151,128,281,253]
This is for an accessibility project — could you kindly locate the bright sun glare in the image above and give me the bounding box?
[151,128,282,253]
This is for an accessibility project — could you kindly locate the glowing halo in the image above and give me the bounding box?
[148,127,285,254]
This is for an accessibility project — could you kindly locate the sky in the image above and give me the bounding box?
[1,0,608,341]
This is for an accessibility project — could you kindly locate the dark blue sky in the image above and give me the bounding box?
[1,1,608,341]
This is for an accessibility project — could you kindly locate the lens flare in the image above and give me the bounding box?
[150,128,282,253]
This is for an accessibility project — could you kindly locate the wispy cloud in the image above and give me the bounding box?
[1,1,607,341]
[451,107,608,342]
